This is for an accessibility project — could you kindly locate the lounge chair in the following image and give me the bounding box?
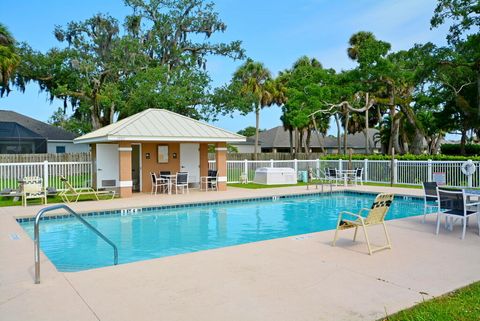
[436,188,480,239]
[422,182,439,223]
[332,193,394,255]
[21,176,47,207]
[58,176,115,203]
[0,187,22,201]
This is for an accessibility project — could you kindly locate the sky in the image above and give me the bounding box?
[0,0,450,136]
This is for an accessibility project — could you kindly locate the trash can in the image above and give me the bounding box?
[298,171,308,183]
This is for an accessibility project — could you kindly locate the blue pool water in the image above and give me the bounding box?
[19,192,423,272]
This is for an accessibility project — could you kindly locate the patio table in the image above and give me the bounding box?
[160,174,176,195]
[338,170,356,186]
[463,189,480,213]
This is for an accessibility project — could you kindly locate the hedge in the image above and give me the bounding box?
[318,154,480,161]
[440,144,480,156]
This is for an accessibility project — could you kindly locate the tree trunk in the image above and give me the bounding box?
[311,117,325,153]
[294,127,299,156]
[288,128,293,156]
[387,88,402,154]
[254,103,260,160]
[109,102,115,124]
[365,107,369,154]
[460,129,467,155]
[335,113,341,154]
[477,68,480,118]
[299,130,304,153]
[343,111,350,155]
[400,104,425,155]
[90,105,102,130]
[431,134,443,154]
[306,128,311,156]
[389,112,402,155]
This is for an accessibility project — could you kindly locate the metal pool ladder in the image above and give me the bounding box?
[34,204,118,284]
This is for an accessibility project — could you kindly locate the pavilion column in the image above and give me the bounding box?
[199,143,209,177]
[91,144,97,189]
[118,142,133,198]
[215,142,228,191]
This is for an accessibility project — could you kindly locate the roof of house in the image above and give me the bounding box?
[74,108,246,144]
[0,110,77,141]
[257,126,380,149]
[231,137,257,145]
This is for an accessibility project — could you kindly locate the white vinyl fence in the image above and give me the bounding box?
[0,159,478,193]
[209,159,480,188]
[0,161,92,191]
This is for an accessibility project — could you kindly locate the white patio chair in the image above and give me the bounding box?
[324,168,339,186]
[150,172,168,195]
[354,168,364,185]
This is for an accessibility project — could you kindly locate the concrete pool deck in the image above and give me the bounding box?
[1,185,480,321]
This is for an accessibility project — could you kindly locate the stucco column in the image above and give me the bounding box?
[215,142,227,191]
[118,142,133,198]
[91,144,97,189]
[199,143,209,177]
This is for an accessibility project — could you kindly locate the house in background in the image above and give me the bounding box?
[257,126,381,154]
[230,137,257,153]
[0,110,89,154]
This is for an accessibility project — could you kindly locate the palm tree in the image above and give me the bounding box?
[233,59,275,158]
[0,23,20,96]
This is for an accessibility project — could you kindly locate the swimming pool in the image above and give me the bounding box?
[19,192,423,272]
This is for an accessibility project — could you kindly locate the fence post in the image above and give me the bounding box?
[428,159,433,182]
[468,159,473,187]
[43,160,48,190]
[270,159,274,168]
[339,159,343,172]
[393,159,398,184]
[316,159,320,177]
[294,159,298,173]
[244,159,248,181]
[364,159,368,182]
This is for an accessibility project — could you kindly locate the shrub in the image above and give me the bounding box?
[440,144,480,156]
[319,153,480,161]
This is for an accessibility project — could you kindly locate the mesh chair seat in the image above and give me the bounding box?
[444,209,476,216]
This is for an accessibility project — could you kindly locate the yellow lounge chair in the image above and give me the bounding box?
[332,193,394,255]
[59,176,115,203]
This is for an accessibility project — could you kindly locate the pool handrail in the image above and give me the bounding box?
[34,204,118,284]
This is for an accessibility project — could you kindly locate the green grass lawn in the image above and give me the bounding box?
[383,281,480,321]
[0,194,116,207]
[228,182,310,189]
[228,181,422,189]
[363,182,422,189]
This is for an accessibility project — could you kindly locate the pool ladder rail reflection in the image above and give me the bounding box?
[33,204,118,284]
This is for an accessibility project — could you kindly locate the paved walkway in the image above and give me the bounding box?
[1,185,479,321]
